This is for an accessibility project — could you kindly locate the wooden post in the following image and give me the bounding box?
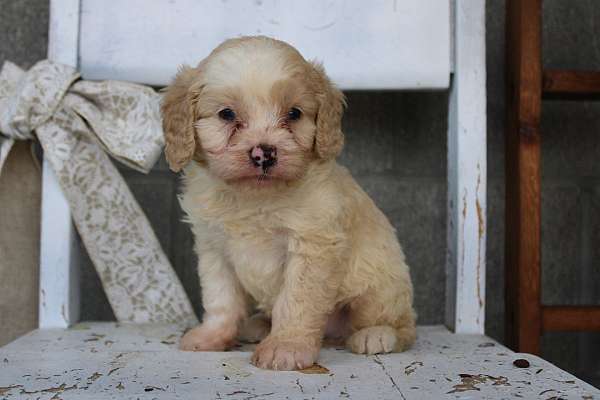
[445,0,487,334]
[504,0,542,354]
[39,0,81,328]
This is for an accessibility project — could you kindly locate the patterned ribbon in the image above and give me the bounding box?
[0,60,198,325]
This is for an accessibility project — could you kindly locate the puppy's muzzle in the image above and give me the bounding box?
[249,144,277,173]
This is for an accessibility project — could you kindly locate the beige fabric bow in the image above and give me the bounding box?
[0,60,197,325]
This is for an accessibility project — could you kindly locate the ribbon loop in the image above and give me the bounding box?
[0,60,78,141]
[0,60,197,325]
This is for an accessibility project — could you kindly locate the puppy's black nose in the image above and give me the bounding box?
[249,144,277,172]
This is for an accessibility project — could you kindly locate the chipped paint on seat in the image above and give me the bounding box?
[1,324,598,399]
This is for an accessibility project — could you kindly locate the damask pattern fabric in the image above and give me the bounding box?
[0,60,198,325]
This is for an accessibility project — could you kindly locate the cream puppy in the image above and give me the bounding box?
[161,36,416,371]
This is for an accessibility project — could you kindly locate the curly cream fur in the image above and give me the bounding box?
[162,36,416,370]
[161,66,201,171]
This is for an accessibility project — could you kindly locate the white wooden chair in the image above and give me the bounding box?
[1,1,598,398]
[42,0,485,336]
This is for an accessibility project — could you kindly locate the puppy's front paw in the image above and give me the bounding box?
[251,336,319,370]
[347,326,398,355]
[180,324,236,352]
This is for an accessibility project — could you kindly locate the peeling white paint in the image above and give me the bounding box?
[1,324,597,399]
[77,0,451,89]
[446,0,487,334]
[39,0,81,329]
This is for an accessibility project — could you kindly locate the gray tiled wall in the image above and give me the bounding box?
[2,0,600,386]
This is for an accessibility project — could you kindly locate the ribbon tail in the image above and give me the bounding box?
[0,138,15,179]
[36,109,198,326]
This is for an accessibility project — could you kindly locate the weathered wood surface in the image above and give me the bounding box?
[504,0,543,355]
[445,0,487,335]
[543,70,600,99]
[1,324,598,399]
[40,0,81,329]
[542,306,600,332]
[78,0,450,89]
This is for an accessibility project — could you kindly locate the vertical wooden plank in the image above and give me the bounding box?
[39,0,81,328]
[504,0,542,354]
[446,0,487,334]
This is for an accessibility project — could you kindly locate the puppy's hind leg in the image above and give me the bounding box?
[346,289,416,355]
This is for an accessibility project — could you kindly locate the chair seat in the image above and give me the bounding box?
[1,323,598,399]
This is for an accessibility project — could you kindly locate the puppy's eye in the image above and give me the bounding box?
[287,107,302,121]
[218,108,236,121]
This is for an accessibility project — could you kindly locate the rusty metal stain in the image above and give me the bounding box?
[461,189,468,272]
[20,383,78,395]
[539,388,561,396]
[0,385,23,395]
[87,372,102,382]
[475,166,484,312]
[404,361,424,376]
[299,363,330,374]
[475,165,484,240]
[144,385,165,392]
[161,334,177,345]
[447,374,510,394]
[84,333,106,342]
[475,198,484,238]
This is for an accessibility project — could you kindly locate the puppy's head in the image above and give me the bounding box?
[161,36,345,185]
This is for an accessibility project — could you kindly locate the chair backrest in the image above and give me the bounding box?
[42,0,487,336]
[78,0,450,89]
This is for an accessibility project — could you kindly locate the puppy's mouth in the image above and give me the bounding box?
[230,173,281,186]
[229,156,283,186]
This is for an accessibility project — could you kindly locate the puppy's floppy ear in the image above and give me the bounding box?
[311,62,346,160]
[161,65,201,172]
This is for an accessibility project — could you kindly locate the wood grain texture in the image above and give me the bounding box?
[542,306,600,331]
[504,0,543,354]
[543,69,600,99]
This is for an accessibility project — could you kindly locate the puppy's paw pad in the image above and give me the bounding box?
[179,325,235,352]
[251,337,318,370]
[347,326,397,355]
